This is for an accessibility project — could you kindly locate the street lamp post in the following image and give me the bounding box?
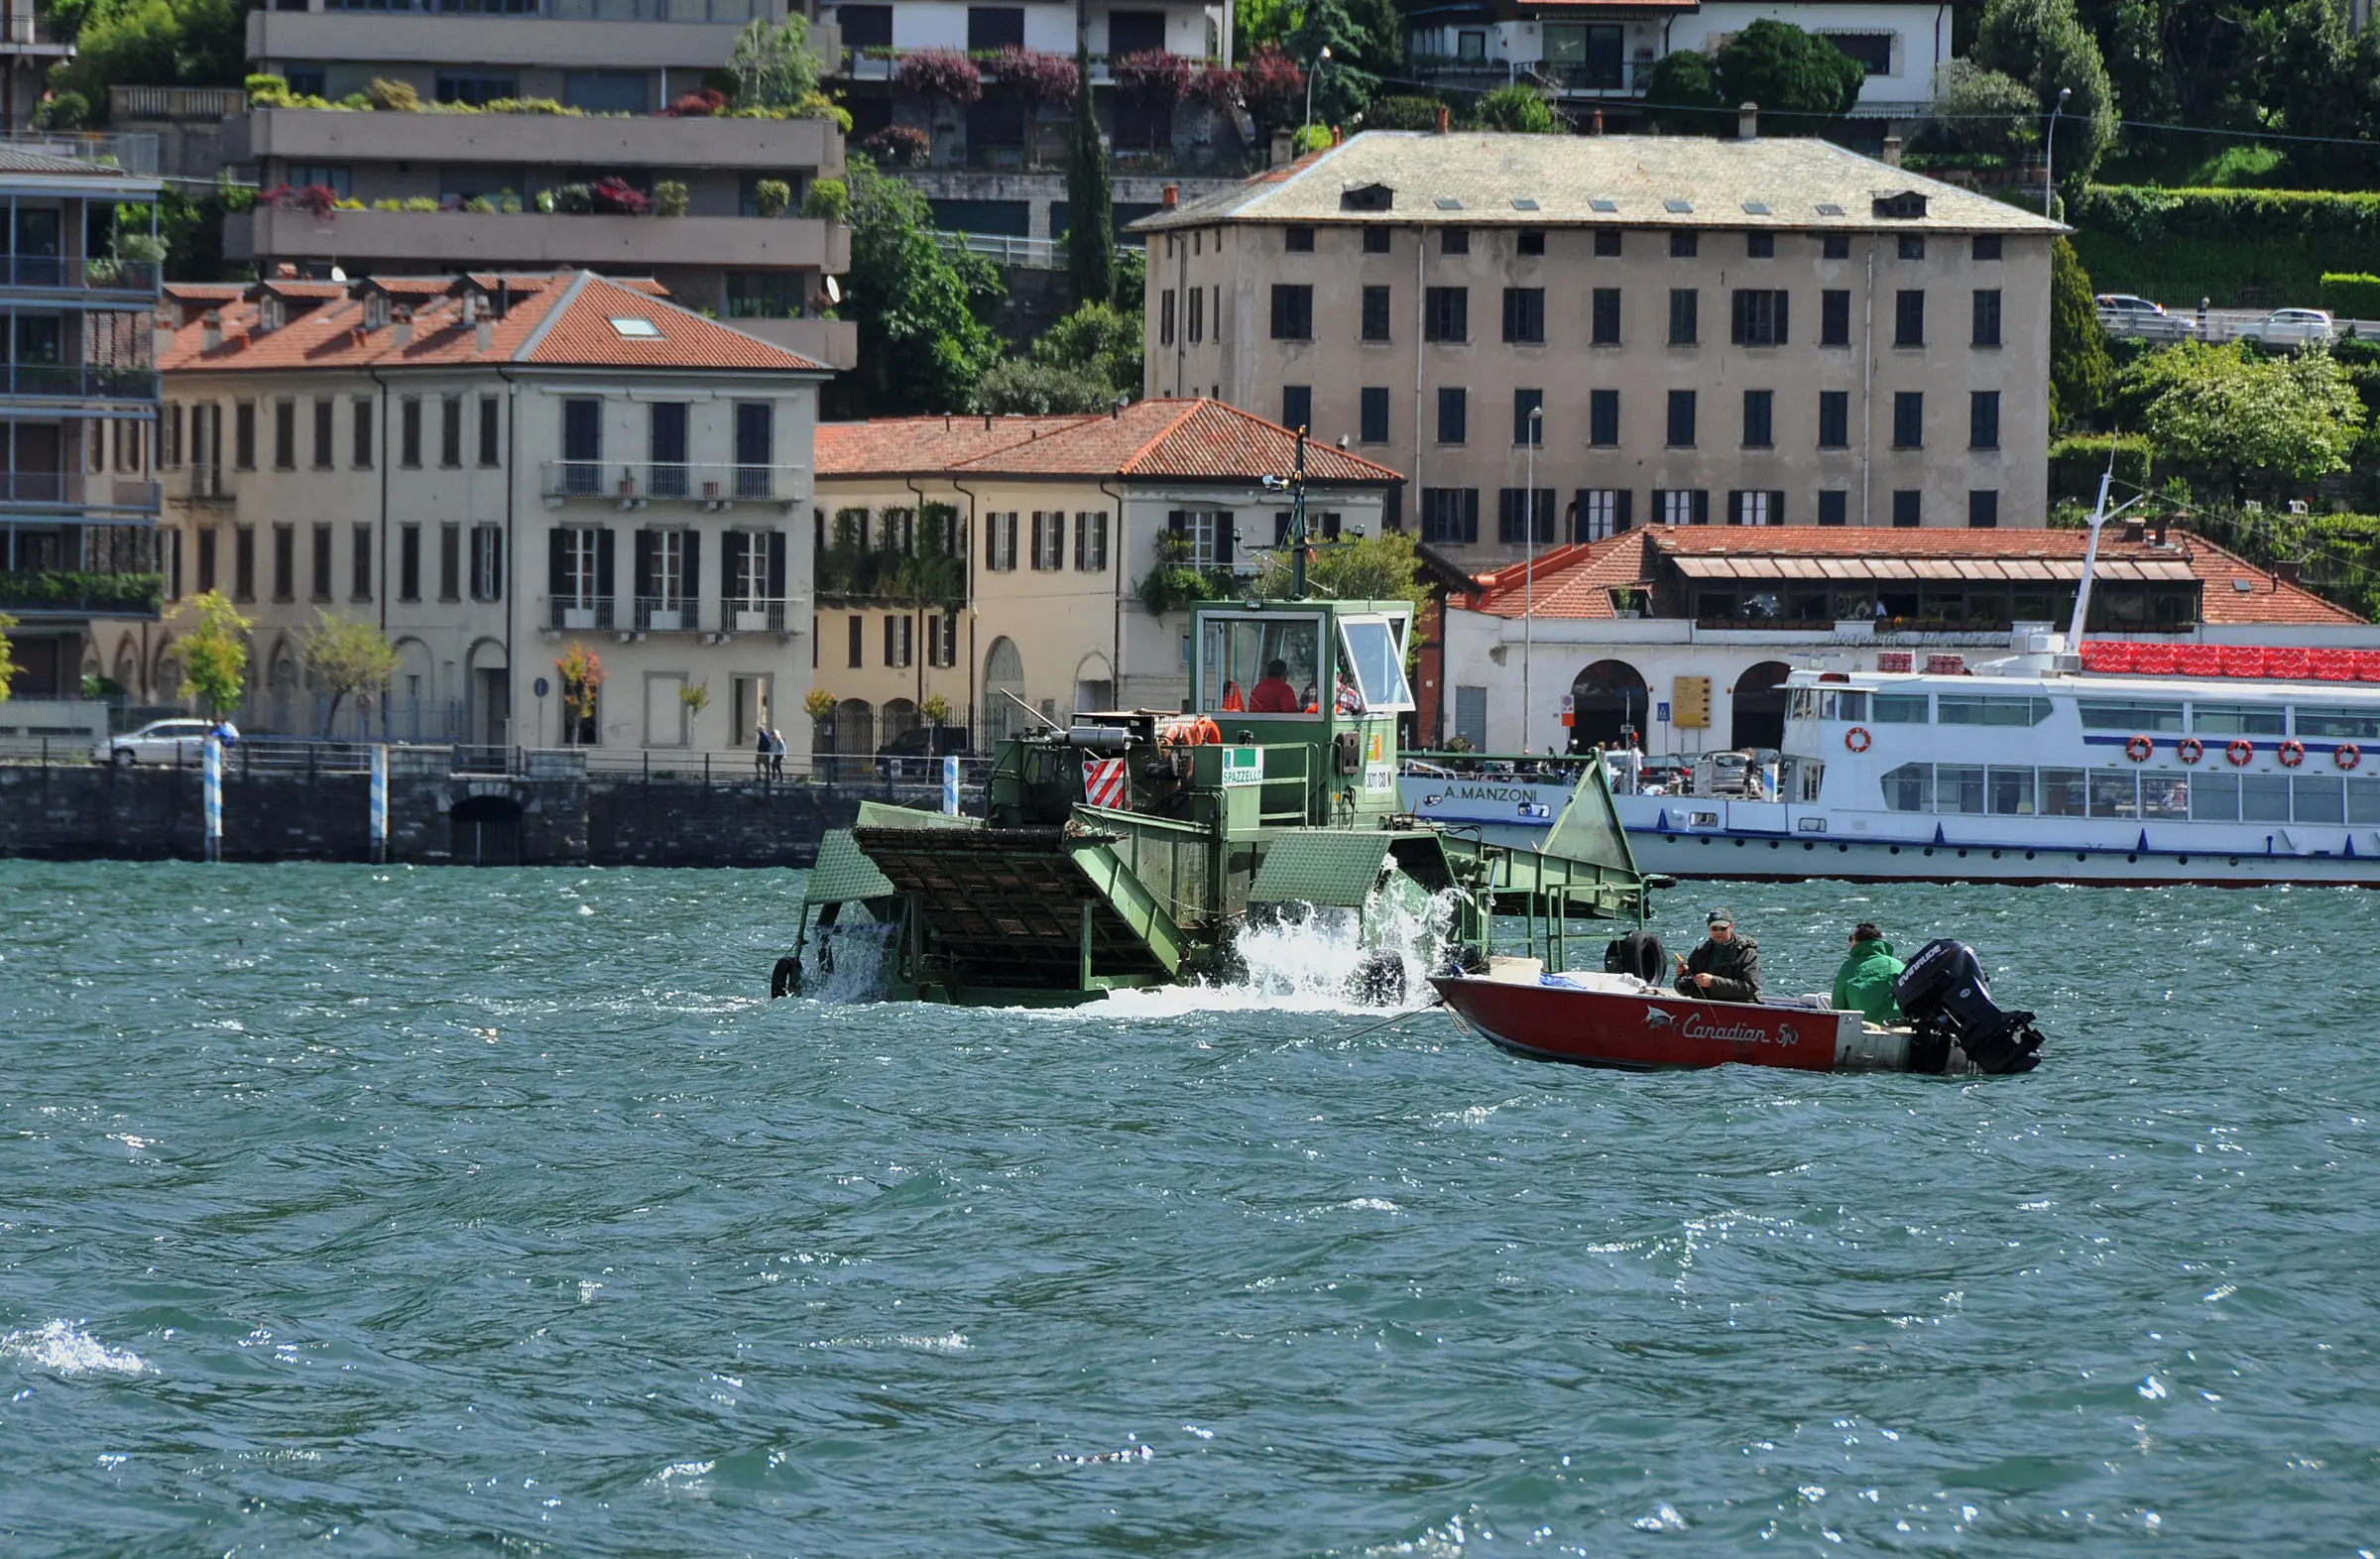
[1522,403,1542,753]
[2044,86,2073,218]
[1303,46,1331,142]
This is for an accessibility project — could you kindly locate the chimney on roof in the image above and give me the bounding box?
[2120,518,2145,542]
[1270,129,1292,166]
[1436,103,1451,134]
[496,279,510,318]
[1738,101,1757,140]
[153,319,174,360]
[2274,559,2303,585]
[1331,124,1343,146]
[201,309,221,352]
[1590,109,1604,136]
[276,262,298,279]
[475,316,493,353]
[392,303,413,348]
[1882,135,1904,168]
[1161,182,1178,209]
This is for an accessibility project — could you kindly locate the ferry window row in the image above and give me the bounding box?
[1880,762,2380,824]
[1798,689,2380,740]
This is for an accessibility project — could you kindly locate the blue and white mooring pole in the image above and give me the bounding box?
[370,744,390,864]
[202,736,223,863]
[942,753,960,816]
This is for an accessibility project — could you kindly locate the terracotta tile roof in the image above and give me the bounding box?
[1136,131,2068,236]
[1462,526,2362,626]
[160,270,827,375]
[815,399,1406,484]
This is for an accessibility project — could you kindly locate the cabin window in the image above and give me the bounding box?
[2078,699,2185,733]
[2087,770,2139,818]
[2037,769,2086,816]
[2293,775,2345,823]
[2349,776,2380,823]
[2141,775,2190,817]
[1872,693,1930,723]
[1336,615,1416,712]
[2191,773,2239,821]
[1199,612,1324,717]
[1880,762,1932,811]
[2191,702,2287,736]
[1938,694,2052,726]
[1986,767,2034,814]
[2241,775,2292,822]
[1935,764,1985,814]
[2298,706,2380,740]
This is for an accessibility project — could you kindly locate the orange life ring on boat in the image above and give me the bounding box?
[2337,743,2362,771]
[2225,739,2255,767]
[2124,734,2153,763]
[2279,739,2306,768]
[2176,737,2203,765]
[1844,726,1872,753]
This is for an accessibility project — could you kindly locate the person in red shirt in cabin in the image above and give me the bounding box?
[1248,660,1301,713]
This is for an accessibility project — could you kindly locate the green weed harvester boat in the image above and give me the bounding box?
[783,598,1650,1006]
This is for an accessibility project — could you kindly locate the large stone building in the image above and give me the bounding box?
[229,0,854,364]
[1434,525,2369,754]
[1135,129,2064,567]
[98,271,827,752]
[0,142,164,698]
[811,398,1399,752]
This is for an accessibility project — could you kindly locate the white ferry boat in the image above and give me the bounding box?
[1403,635,2380,886]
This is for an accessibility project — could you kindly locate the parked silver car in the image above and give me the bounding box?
[2093,294,2197,340]
[91,718,214,767]
[2238,307,2336,346]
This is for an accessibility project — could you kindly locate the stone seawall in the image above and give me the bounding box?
[0,752,865,869]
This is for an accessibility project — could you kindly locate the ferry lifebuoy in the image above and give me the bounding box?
[2124,734,2154,763]
[1844,726,1872,753]
[2176,737,2203,765]
[2225,739,2255,767]
[2279,739,2306,768]
[2338,743,2362,772]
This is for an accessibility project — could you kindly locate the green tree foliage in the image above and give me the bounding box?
[2127,341,2367,496]
[2051,236,2113,428]
[1287,0,1379,126]
[178,590,250,717]
[2254,0,2380,186]
[296,610,399,737]
[828,153,1005,418]
[1975,0,2118,189]
[1926,59,2043,158]
[1714,20,1864,128]
[1471,83,1560,133]
[54,0,247,108]
[1254,527,1427,619]
[1067,34,1114,308]
[1365,93,1448,130]
[729,14,822,107]
[0,610,17,704]
[1640,50,1723,132]
[976,301,1142,414]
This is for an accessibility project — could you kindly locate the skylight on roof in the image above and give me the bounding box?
[608,316,662,339]
[1742,200,1770,215]
[1589,198,1617,212]
[1434,195,1463,210]
[1664,198,1693,214]
[1816,202,1845,217]
[1509,196,1538,211]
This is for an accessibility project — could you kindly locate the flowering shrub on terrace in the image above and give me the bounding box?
[1113,50,1193,106]
[259,183,339,217]
[989,47,1078,114]
[896,50,983,106]
[860,124,933,167]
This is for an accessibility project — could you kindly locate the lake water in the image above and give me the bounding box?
[2,861,2375,1554]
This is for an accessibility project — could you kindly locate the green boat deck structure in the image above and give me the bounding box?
[788,598,1652,1005]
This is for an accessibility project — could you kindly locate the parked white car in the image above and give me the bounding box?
[2238,307,2336,346]
[92,718,214,767]
[2094,294,2197,339]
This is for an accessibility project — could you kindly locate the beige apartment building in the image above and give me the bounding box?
[95,270,827,753]
[811,399,1398,756]
[1134,128,2065,566]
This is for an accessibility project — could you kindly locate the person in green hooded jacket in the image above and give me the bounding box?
[1834,921,1906,1025]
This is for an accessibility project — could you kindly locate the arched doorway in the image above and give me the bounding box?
[882,698,920,746]
[1074,652,1114,716]
[393,638,434,741]
[834,697,876,757]
[110,638,137,699]
[465,638,510,751]
[1566,659,1648,751]
[984,637,1024,746]
[1729,660,1792,751]
[450,793,524,866]
[153,637,182,706]
[268,642,299,734]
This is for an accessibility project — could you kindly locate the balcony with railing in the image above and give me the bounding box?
[0,256,165,299]
[539,460,812,505]
[0,363,162,403]
[0,131,161,176]
[541,594,790,633]
[0,568,166,619]
[0,471,162,518]
[246,2,823,72]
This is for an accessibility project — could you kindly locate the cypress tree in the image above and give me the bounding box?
[1067,22,1113,307]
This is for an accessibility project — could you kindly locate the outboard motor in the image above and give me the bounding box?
[1605,930,1670,984]
[1892,938,2046,1075]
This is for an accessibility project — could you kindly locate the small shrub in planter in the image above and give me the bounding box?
[365,76,419,112]
[402,196,439,212]
[860,124,932,167]
[547,182,595,215]
[260,183,340,218]
[755,178,791,217]
[662,86,729,117]
[654,180,689,216]
[799,176,848,222]
[590,177,653,215]
[498,189,524,213]
[462,194,496,213]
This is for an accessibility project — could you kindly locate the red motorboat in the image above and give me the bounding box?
[1432,938,2046,1075]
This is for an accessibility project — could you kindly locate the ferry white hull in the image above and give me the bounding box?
[1397,780,2380,887]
